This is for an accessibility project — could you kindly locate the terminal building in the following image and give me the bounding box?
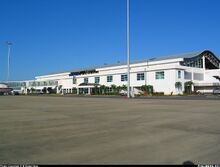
[2,50,220,95]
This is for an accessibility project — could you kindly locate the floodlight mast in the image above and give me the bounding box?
[6,41,12,83]
[127,0,130,98]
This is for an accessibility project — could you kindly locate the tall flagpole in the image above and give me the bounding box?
[127,0,130,98]
[6,41,12,83]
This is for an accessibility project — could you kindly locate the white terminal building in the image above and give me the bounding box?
[4,50,220,95]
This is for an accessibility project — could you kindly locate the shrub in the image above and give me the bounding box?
[184,81,194,94]
[153,92,164,96]
[141,85,154,95]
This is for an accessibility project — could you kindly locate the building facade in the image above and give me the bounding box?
[3,50,220,95]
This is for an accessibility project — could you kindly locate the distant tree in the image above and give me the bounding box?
[111,84,117,94]
[175,82,182,94]
[184,81,194,94]
[42,87,47,94]
[141,85,148,96]
[141,85,154,96]
[93,86,99,95]
[105,86,110,94]
[121,84,127,90]
[148,85,153,95]
[116,86,124,95]
[100,85,106,95]
[47,87,53,94]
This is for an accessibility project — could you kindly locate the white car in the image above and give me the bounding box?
[119,90,127,96]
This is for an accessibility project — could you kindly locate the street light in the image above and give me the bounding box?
[6,41,12,83]
[127,0,130,98]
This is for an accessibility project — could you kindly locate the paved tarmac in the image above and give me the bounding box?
[0,96,220,164]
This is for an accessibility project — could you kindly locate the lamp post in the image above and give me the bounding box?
[127,0,130,98]
[6,41,12,83]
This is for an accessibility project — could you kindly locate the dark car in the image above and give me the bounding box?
[11,90,20,95]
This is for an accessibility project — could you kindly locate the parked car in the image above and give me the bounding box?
[213,88,220,94]
[11,90,20,95]
[119,90,127,96]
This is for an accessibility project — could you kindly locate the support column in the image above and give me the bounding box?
[25,87,28,95]
[192,84,194,92]
[131,86,135,98]
[88,88,91,95]
[191,68,194,92]
[77,88,79,95]
[191,68,194,81]
[145,68,147,85]
[203,56,206,81]
[56,87,59,94]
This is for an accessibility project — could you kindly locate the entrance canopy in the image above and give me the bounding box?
[78,83,100,88]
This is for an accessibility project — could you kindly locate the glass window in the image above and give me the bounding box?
[156,71,165,80]
[121,74,128,82]
[107,76,113,82]
[178,71,181,79]
[95,77,100,84]
[84,78,88,83]
[137,73,145,81]
[73,78,77,84]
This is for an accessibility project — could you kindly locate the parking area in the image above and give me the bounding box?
[0,96,220,164]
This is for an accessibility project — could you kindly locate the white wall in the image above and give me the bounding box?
[35,72,70,81]
[59,77,73,89]
[73,69,182,95]
[205,69,220,82]
[24,57,219,95]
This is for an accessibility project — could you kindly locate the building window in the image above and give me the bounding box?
[95,77,100,84]
[156,71,165,80]
[84,78,88,83]
[121,74,128,82]
[73,78,77,84]
[178,71,181,79]
[137,73,145,81]
[107,76,113,82]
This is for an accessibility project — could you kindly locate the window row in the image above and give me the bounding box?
[29,80,58,87]
[75,71,167,84]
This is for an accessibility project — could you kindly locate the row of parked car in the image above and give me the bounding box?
[213,88,220,94]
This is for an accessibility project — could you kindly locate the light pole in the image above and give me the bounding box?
[6,41,12,83]
[127,0,130,98]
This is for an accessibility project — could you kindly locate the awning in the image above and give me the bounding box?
[78,83,100,87]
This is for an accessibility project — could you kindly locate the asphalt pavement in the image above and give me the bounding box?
[0,96,220,164]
